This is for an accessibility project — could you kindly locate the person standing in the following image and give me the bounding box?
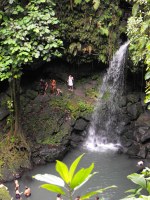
[67,75,74,91]
[50,79,56,94]
[39,79,46,95]
[44,81,48,95]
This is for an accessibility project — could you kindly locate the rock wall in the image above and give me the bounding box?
[0,70,150,181]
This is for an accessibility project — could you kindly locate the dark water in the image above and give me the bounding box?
[6,147,138,200]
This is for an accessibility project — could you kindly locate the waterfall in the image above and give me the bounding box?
[84,41,129,151]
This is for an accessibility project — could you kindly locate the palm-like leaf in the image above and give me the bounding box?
[69,154,85,182]
[127,173,147,190]
[41,184,65,194]
[81,185,117,200]
[70,163,94,189]
[74,172,98,191]
[33,174,65,187]
[56,160,69,184]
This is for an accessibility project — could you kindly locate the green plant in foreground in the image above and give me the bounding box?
[122,167,150,200]
[33,154,116,200]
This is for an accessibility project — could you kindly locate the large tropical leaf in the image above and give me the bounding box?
[70,163,94,189]
[127,173,147,189]
[69,154,85,182]
[74,172,98,191]
[145,71,150,80]
[56,160,69,184]
[132,3,139,16]
[81,185,117,200]
[146,181,150,193]
[139,195,150,200]
[40,184,65,194]
[33,174,65,187]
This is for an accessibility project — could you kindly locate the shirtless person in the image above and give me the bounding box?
[14,180,19,190]
[24,186,31,197]
[16,189,22,200]
[56,193,63,200]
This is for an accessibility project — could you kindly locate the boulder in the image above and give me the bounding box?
[138,127,149,135]
[39,145,67,162]
[137,146,147,158]
[120,136,133,147]
[127,102,143,120]
[73,118,88,131]
[141,130,150,143]
[136,111,150,127]
[126,142,140,156]
[127,94,140,103]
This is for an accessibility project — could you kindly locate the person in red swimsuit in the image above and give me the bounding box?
[50,79,56,94]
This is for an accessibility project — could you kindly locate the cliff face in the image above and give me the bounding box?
[0,62,100,181]
[0,61,149,182]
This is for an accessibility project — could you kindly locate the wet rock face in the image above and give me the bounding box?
[31,144,68,165]
[97,92,150,158]
[118,94,150,158]
[0,69,150,181]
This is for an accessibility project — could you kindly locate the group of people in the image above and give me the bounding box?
[56,194,99,200]
[39,74,74,96]
[14,180,31,199]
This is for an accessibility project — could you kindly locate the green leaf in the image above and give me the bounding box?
[56,160,69,184]
[33,174,65,187]
[144,94,150,104]
[146,181,150,193]
[35,51,40,58]
[146,42,150,51]
[34,28,40,33]
[81,185,117,200]
[70,163,94,189]
[132,3,139,16]
[40,184,65,195]
[139,195,150,200]
[127,173,147,190]
[69,154,85,182]
[145,71,150,80]
[99,27,109,36]
[93,0,100,10]
[74,0,82,4]
[74,172,98,191]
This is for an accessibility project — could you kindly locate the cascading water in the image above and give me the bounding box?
[84,41,129,151]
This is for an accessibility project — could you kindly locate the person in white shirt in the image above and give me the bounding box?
[67,75,74,91]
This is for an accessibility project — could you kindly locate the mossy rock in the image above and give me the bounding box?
[0,136,31,181]
[0,187,12,200]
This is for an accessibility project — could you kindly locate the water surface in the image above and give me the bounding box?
[6,147,138,200]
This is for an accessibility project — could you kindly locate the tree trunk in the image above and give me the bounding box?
[9,78,22,136]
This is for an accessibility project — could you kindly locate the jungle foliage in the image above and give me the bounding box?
[0,0,63,135]
[55,0,124,64]
[122,167,150,200]
[126,0,150,108]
